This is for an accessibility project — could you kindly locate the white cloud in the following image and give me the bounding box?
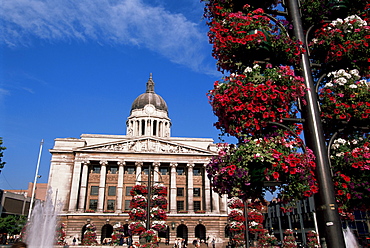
[0,0,213,73]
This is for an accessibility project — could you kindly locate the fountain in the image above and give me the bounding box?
[344,227,360,248]
[25,193,59,248]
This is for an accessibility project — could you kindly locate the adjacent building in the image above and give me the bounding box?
[48,75,229,245]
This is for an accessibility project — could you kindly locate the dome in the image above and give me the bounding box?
[131,74,168,113]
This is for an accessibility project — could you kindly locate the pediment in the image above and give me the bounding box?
[77,137,215,155]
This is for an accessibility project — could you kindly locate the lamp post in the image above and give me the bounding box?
[28,139,43,220]
[285,0,346,247]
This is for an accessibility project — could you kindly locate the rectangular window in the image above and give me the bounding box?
[92,166,100,174]
[193,168,201,176]
[125,200,131,211]
[176,167,184,175]
[126,186,133,196]
[177,201,184,211]
[108,186,116,196]
[127,167,135,174]
[110,166,118,174]
[107,200,115,210]
[89,199,98,210]
[194,201,201,211]
[160,167,168,175]
[177,187,184,197]
[194,188,201,197]
[90,186,99,195]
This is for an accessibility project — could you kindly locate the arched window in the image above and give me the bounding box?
[195,224,206,241]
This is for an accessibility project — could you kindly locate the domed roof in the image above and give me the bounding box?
[131,74,168,113]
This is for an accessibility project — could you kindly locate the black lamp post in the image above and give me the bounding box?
[285,0,346,247]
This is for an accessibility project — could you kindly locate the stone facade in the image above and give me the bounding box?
[47,75,229,245]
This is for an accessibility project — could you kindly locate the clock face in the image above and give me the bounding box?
[144,105,155,114]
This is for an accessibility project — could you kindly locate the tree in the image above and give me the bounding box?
[0,137,6,173]
[0,215,27,235]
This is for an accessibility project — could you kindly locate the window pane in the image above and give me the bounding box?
[125,200,131,210]
[90,186,99,195]
[108,186,116,196]
[176,168,184,175]
[110,166,118,174]
[92,166,100,174]
[89,200,98,210]
[177,187,184,197]
[194,188,201,197]
[177,201,184,211]
[143,168,149,175]
[194,201,201,211]
[160,168,168,175]
[127,167,135,174]
[126,186,133,196]
[193,168,201,176]
[107,200,115,210]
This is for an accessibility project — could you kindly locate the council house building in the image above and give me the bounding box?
[47,74,229,245]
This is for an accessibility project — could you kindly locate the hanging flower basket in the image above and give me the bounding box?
[207,7,305,72]
[150,207,168,221]
[207,130,318,202]
[310,14,370,76]
[229,221,245,232]
[139,229,158,243]
[319,68,370,132]
[228,209,246,222]
[151,221,168,233]
[152,183,168,196]
[306,230,320,248]
[129,208,147,221]
[208,64,306,137]
[228,197,245,209]
[282,229,297,248]
[330,134,370,214]
[130,195,148,209]
[82,223,98,245]
[151,195,168,209]
[129,221,146,235]
[257,229,278,247]
[130,185,148,196]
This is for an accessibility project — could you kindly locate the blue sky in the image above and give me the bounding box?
[0,0,234,190]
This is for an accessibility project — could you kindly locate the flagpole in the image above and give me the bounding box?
[27,139,44,220]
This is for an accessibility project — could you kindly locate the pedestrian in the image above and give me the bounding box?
[72,237,76,246]
[11,241,27,248]
[212,238,215,248]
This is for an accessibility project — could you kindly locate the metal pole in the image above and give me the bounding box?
[244,201,249,248]
[284,0,345,247]
[27,139,44,220]
[146,163,152,230]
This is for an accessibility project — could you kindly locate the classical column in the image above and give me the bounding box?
[97,160,107,212]
[221,194,228,214]
[212,190,220,214]
[153,162,160,183]
[116,161,125,213]
[68,160,83,212]
[136,162,143,184]
[203,164,211,212]
[170,162,177,213]
[78,161,90,212]
[187,163,194,213]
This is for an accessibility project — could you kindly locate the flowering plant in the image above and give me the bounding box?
[330,134,370,214]
[129,208,147,221]
[228,209,245,222]
[248,209,264,234]
[282,229,297,248]
[150,207,167,220]
[228,197,244,209]
[206,5,305,73]
[55,223,66,245]
[306,230,320,248]
[85,209,95,213]
[310,14,370,75]
[112,224,126,245]
[82,223,98,245]
[208,64,306,137]
[140,229,157,242]
[130,195,148,209]
[207,130,318,202]
[151,221,167,233]
[319,68,370,131]
[257,229,278,247]
[152,183,167,196]
[129,221,146,235]
[229,221,245,232]
[130,185,148,196]
[151,195,168,209]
